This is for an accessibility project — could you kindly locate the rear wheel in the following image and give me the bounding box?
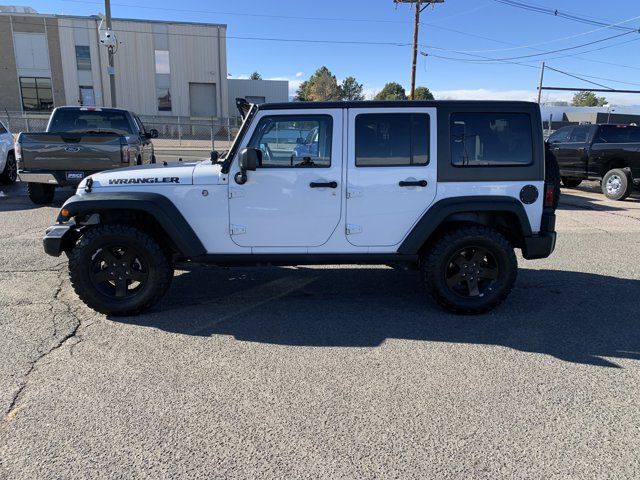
[69,224,174,315]
[602,168,633,201]
[0,152,17,184]
[27,182,55,204]
[422,226,517,315]
[561,177,582,188]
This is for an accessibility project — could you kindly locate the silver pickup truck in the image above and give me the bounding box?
[17,106,158,204]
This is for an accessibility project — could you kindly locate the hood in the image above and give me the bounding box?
[80,161,199,189]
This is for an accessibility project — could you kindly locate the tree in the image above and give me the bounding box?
[374,82,407,101]
[340,76,365,101]
[295,67,341,101]
[413,86,435,101]
[571,91,606,107]
[249,72,262,80]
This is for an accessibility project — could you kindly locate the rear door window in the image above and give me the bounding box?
[569,125,590,143]
[355,113,429,166]
[450,113,533,166]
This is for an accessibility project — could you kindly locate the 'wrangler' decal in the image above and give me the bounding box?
[108,177,180,185]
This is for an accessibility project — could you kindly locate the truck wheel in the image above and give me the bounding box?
[561,177,582,188]
[0,152,17,184]
[27,182,55,204]
[69,224,174,315]
[422,226,517,315]
[602,168,633,201]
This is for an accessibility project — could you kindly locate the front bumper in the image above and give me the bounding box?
[43,222,76,257]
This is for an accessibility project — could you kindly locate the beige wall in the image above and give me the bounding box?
[0,16,21,110]
[45,17,65,106]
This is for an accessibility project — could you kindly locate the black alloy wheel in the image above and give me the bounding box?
[89,244,149,299]
[444,246,499,298]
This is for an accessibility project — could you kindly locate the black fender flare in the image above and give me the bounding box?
[398,196,533,254]
[58,192,206,258]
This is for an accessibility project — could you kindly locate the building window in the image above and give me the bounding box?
[154,50,171,112]
[19,77,53,111]
[155,50,170,74]
[75,46,91,70]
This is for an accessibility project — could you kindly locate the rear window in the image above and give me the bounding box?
[48,109,133,135]
[595,125,640,143]
[450,113,533,167]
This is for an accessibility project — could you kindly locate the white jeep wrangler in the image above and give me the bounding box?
[44,100,559,315]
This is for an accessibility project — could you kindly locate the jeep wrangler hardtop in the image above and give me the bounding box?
[44,100,558,315]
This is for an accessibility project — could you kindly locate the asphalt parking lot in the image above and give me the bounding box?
[1,180,639,479]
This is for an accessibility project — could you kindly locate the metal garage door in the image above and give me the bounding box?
[189,83,217,117]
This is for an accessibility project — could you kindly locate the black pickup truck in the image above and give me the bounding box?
[547,123,640,200]
[17,107,158,204]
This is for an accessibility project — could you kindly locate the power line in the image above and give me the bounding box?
[57,0,640,72]
[494,0,640,32]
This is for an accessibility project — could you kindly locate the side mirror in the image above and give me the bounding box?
[235,148,261,184]
[240,148,260,171]
[148,129,159,139]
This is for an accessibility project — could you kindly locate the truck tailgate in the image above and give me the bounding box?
[19,133,124,171]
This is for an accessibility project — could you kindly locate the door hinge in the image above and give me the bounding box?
[229,188,244,199]
[346,188,362,199]
[230,224,246,235]
[346,224,362,235]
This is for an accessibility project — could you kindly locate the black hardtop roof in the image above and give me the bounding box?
[258,100,540,110]
[55,106,134,114]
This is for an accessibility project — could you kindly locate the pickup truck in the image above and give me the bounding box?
[547,123,640,200]
[17,106,158,204]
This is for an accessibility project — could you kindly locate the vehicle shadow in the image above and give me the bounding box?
[558,191,631,211]
[111,266,640,368]
[0,181,74,212]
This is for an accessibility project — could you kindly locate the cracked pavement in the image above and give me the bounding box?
[0,181,639,479]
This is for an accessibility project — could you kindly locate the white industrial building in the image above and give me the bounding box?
[0,6,288,119]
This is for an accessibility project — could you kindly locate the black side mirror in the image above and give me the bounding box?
[236,148,261,184]
[147,129,159,139]
[240,148,260,171]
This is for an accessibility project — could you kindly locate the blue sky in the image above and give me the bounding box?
[29,0,640,104]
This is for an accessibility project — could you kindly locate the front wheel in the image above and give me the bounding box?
[69,224,174,315]
[422,226,517,315]
[602,168,633,201]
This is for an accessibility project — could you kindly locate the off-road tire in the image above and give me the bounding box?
[561,177,582,188]
[544,146,561,209]
[27,182,55,204]
[0,152,17,184]
[69,224,174,315]
[601,168,633,201]
[422,226,518,315]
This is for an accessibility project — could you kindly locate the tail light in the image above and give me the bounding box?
[544,183,555,208]
[121,144,131,164]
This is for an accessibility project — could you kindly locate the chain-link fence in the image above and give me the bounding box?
[0,111,242,155]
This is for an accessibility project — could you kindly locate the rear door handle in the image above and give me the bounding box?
[310,181,337,188]
[399,180,428,187]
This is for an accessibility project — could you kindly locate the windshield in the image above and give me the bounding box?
[48,110,133,135]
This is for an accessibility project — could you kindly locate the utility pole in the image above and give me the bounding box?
[105,0,117,107]
[394,0,444,100]
[536,61,545,104]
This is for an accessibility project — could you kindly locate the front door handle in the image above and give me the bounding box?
[310,181,337,188]
[399,180,428,187]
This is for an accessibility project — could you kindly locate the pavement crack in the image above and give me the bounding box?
[0,273,83,429]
